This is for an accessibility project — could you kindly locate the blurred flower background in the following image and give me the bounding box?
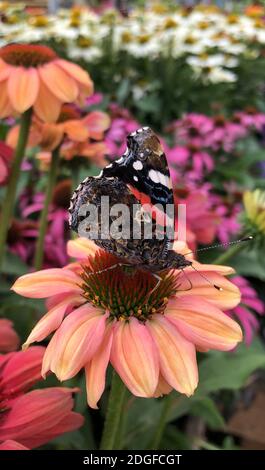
[0,0,265,452]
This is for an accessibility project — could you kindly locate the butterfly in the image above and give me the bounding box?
[69,127,192,278]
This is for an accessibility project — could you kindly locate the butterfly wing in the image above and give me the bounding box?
[69,127,175,270]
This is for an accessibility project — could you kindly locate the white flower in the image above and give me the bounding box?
[207,67,237,83]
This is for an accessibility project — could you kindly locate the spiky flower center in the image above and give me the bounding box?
[0,44,57,68]
[80,251,179,322]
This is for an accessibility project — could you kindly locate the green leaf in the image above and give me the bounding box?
[189,397,225,430]
[232,250,265,281]
[159,426,191,450]
[197,340,265,394]
[2,251,28,276]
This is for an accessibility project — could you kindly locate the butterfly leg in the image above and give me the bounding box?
[85,263,133,278]
[179,268,193,292]
[142,272,163,309]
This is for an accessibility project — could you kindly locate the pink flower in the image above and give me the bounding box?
[175,189,220,249]
[105,104,140,158]
[0,346,84,449]
[8,180,73,268]
[0,319,19,353]
[227,276,265,345]
[0,141,13,186]
[12,238,242,409]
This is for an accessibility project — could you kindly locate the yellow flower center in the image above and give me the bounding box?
[77,36,93,48]
[28,16,49,27]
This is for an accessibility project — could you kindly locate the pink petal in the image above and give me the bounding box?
[7,67,39,113]
[111,318,159,397]
[177,270,241,310]
[67,238,98,259]
[42,304,106,380]
[23,294,85,348]
[85,326,113,409]
[0,388,83,448]
[166,296,243,351]
[0,319,19,352]
[0,346,45,395]
[147,315,198,396]
[0,440,28,450]
[11,268,82,298]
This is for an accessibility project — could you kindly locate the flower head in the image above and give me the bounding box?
[12,238,242,408]
[0,346,84,449]
[0,44,93,121]
[7,106,110,166]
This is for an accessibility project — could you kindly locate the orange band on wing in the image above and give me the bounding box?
[127,184,171,227]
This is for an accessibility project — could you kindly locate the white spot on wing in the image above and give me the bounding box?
[133,160,143,171]
[148,169,160,184]
[94,170,103,179]
[133,175,139,182]
[148,169,170,188]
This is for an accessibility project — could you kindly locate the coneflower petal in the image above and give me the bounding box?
[147,315,198,397]
[111,318,159,397]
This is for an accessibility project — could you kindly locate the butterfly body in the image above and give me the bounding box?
[69,127,191,273]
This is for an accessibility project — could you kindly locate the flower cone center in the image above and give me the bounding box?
[80,251,179,321]
[0,44,57,67]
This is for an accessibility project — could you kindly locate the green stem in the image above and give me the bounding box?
[149,393,175,450]
[34,146,60,270]
[213,242,244,265]
[100,370,127,450]
[0,108,32,270]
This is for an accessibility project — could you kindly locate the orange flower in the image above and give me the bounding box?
[0,44,93,122]
[12,239,242,408]
[7,105,110,167]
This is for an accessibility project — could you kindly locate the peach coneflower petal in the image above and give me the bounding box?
[63,120,89,142]
[8,67,39,113]
[67,238,98,259]
[0,80,13,118]
[23,294,85,349]
[166,296,243,351]
[40,122,64,151]
[85,326,113,409]
[82,111,111,140]
[0,59,11,81]
[34,79,62,123]
[43,304,106,381]
[39,63,78,103]
[111,318,159,397]
[154,374,173,398]
[147,316,198,397]
[11,268,82,298]
[177,271,241,310]
[57,59,93,93]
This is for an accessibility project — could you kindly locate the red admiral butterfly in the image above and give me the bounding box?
[69,127,192,275]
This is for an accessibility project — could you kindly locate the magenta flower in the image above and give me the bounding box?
[0,347,84,449]
[227,276,264,345]
[0,141,13,186]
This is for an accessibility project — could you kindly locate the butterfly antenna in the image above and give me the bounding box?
[190,264,223,291]
[184,236,253,256]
